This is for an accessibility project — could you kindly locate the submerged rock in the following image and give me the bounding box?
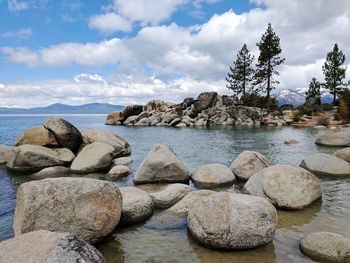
[284,139,298,145]
[0,230,105,263]
[191,163,236,188]
[315,128,350,147]
[119,187,154,226]
[0,145,10,165]
[133,144,190,184]
[6,145,75,172]
[243,165,322,209]
[300,153,350,176]
[300,232,350,263]
[14,126,59,147]
[13,178,122,244]
[29,166,70,180]
[187,192,277,249]
[229,151,271,181]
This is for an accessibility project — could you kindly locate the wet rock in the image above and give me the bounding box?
[315,128,350,146]
[44,116,82,152]
[284,139,298,145]
[113,156,133,166]
[14,126,59,147]
[13,178,122,244]
[71,142,114,174]
[187,192,277,249]
[300,153,350,176]
[229,151,271,181]
[191,163,236,188]
[7,145,75,172]
[133,144,190,184]
[107,165,131,181]
[244,165,322,209]
[333,147,350,163]
[0,230,105,263]
[300,232,350,263]
[119,187,154,226]
[0,145,10,165]
[176,122,187,128]
[30,166,70,180]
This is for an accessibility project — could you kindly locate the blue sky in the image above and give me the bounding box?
[0,0,350,107]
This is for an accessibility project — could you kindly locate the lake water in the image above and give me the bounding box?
[1,114,349,262]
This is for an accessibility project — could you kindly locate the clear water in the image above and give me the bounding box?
[1,114,349,263]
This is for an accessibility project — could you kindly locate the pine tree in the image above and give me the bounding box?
[322,43,347,104]
[226,44,255,96]
[255,23,285,98]
[305,77,321,103]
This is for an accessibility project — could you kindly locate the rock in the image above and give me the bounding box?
[284,139,298,144]
[315,128,350,146]
[300,232,350,263]
[13,178,122,244]
[146,184,192,209]
[122,105,143,121]
[167,190,215,216]
[195,118,206,126]
[7,145,75,172]
[119,187,154,226]
[300,153,350,176]
[107,165,131,180]
[30,166,70,180]
[169,118,182,127]
[176,122,187,128]
[243,165,322,209]
[44,117,82,152]
[333,147,350,163]
[71,142,114,174]
[0,230,105,263]
[187,192,277,249]
[113,156,133,166]
[314,125,327,129]
[162,113,179,123]
[191,163,236,188]
[229,151,271,181]
[123,115,138,125]
[135,111,150,122]
[106,111,123,125]
[0,145,10,165]
[14,126,59,147]
[133,144,190,184]
[144,100,174,111]
[193,92,218,112]
[135,118,150,126]
[81,129,131,157]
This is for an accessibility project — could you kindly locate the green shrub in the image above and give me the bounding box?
[240,93,278,109]
[292,110,303,122]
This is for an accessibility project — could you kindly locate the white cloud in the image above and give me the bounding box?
[2,28,33,38]
[89,13,132,34]
[7,0,30,12]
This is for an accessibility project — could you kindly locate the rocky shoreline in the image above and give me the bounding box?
[1,117,350,262]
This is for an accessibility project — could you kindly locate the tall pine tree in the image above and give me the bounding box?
[226,44,255,96]
[322,43,346,104]
[255,23,285,98]
[305,77,321,103]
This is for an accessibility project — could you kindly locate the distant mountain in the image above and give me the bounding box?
[273,89,333,107]
[0,103,125,114]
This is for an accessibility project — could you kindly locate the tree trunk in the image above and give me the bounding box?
[267,58,271,98]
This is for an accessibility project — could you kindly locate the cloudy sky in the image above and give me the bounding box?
[1,0,350,107]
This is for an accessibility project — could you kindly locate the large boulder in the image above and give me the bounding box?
[243,165,322,209]
[30,166,70,180]
[13,178,122,244]
[187,192,277,249]
[167,190,215,216]
[315,128,350,146]
[193,92,218,112]
[300,232,350,263]
[14,126,59,147]
[0,145,10,165]
[333,147,350,163]
[0,230,105,263]
[119,187,154,226]
[191,163,236,188]
[44,117,82,152]
[81,129,131,157]
[71,142,114,174]
[133,144,190,184]
[6,145,75,172]
[144,100,174,111]
[229,151,271,181]
[300,153,350,176]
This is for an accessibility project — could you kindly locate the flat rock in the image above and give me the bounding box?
[119,187,154,226]
[44,116,82,151]
[30,166,70,180]
[113,156,133,166]
[107,165,131,181]
[300,153,350,176]
[315,128,350,146]
[0,145,10,165]
[191,163,236,188]
[333,147,350,163]
[6,145,75,172]
[71,142,114,174]
[300,232,350,263]
[229,151,271,181]
[0,230,105,263]
[187,192,277,249]
[14,178,122,244]
[133,144,190,184]
[167,190,215,216]
[243,165,322,209]
[14,126,59,147]
[81,129,131,157]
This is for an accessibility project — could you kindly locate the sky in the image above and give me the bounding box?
[1,0,350,107]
